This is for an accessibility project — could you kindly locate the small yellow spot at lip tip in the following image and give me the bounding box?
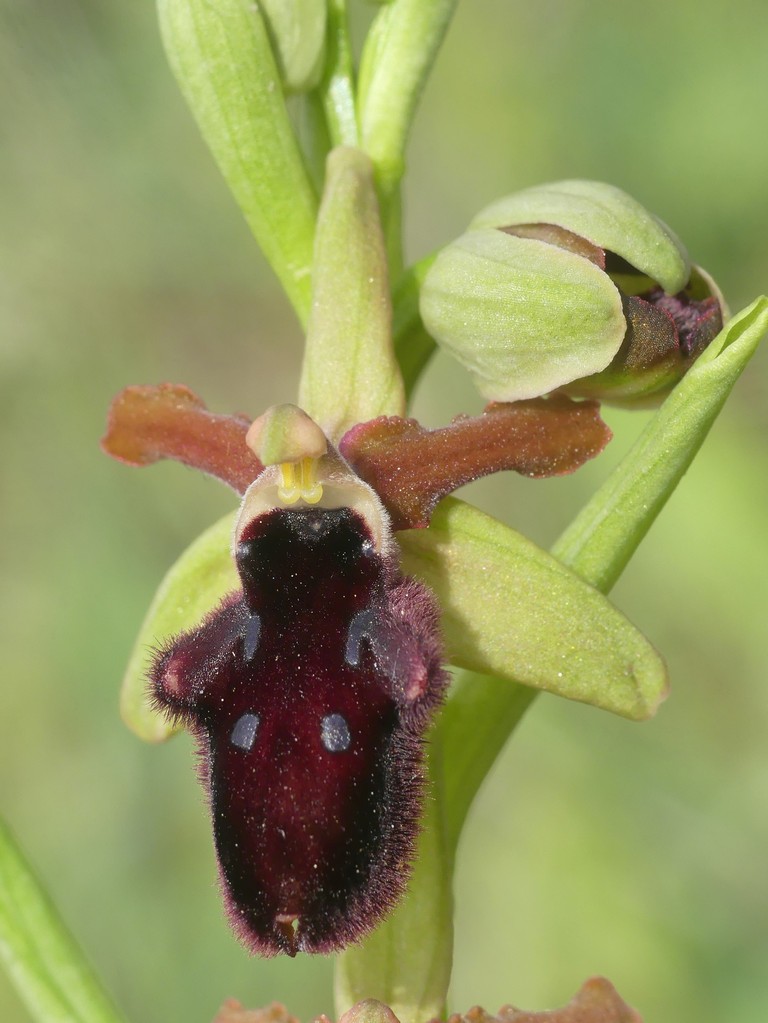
[274,913,300,956]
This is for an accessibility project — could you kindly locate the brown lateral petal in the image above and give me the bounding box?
[101,384,261,493]
[340,396,611,530]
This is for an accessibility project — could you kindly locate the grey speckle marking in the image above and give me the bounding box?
[243,613,261,661]
[321,713,351,753]
[231,712,260,751]
[345,608,376,667]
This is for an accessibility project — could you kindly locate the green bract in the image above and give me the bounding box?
[299,147,406,440]
[158,0,317,322]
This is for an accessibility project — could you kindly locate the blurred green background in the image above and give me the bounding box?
[2,1,768,1021]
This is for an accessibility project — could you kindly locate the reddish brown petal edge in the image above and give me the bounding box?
[213,979,642,1023]
[213,1000,300,1023]
[101,383,262,494]
[340,395,612,531]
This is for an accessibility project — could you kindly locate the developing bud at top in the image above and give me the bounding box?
[420,180,725,406]
[260,0,327,93]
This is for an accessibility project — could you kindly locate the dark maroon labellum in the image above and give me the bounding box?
[152,504,446,956]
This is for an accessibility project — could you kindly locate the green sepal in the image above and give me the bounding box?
[470,179,690,295]
[260,0,327,94]
[158,0,318,323]
[0,818,128,1023]
[420,227,626,401]
[555,296,768,590]
[121,513,238,742]
[299,147,405,440]
[398,497,668,720]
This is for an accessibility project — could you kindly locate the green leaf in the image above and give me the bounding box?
[392,253,437,400]
[398,497,668,720]
[0,819,127,1023]
[299,147,405,440]
[121,513,238,742]
[158,0,318,322]
[555,296,768,590]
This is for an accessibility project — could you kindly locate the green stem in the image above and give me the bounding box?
[393,253,437,401]
[322,0,359,147]
[438,672,536,852]
[0,819,128,1023]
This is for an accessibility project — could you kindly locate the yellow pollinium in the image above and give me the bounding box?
[277,457,323,505]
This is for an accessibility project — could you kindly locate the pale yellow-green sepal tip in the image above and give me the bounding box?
[246,404,328,466]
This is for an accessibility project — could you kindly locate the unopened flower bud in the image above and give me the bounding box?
[420,180,725,405]
[260,0,327,93]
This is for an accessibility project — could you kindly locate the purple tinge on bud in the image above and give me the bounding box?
[565,278,723,405]
[151,502,446,956]
[643,286,723,358]
[499,225,725,406]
